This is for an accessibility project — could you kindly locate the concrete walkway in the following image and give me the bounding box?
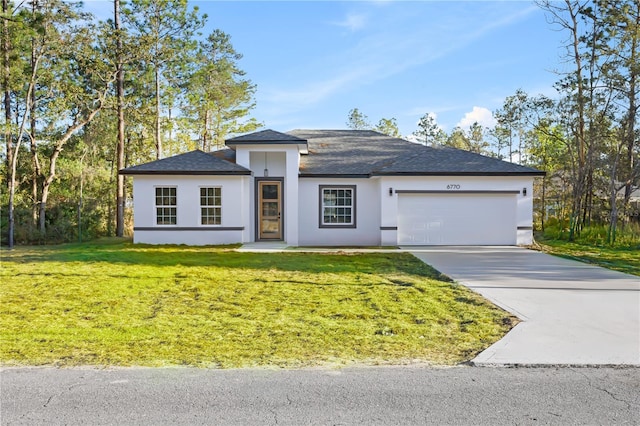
[408,246,640,366]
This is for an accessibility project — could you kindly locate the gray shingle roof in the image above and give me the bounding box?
[210,148,238,163]
[119,149,251,175]
[289,129,545,176]
[226,129,307,144]
[120,130,545,177]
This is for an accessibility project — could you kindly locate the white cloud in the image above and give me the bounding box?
[332,13,367,32]
[456,106,496,129]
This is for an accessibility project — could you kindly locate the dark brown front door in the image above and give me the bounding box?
[258,181,282,240]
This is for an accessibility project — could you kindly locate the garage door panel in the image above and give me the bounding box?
[398,194,517,245]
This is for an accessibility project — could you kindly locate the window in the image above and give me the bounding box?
[200,187,222,225]
[320,185,356,228]
[155,187,176,225]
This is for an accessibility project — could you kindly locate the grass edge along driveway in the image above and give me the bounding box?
[1,241,516,368]
[535,240,640,277]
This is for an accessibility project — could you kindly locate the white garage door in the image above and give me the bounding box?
[398,193,517,245]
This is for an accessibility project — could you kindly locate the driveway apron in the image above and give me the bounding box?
[408,246,640,366]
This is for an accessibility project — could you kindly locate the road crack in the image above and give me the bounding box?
[43,380,87,408]
[570,368,636,410]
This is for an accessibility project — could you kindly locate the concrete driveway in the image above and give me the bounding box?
[408,246,640,366]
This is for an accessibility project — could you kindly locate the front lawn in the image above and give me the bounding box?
[536,240,640,277]
[1,240,515,368]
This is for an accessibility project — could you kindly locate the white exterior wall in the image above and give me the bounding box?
[380,175,535,245]
[235,145,300,245]
[130,159,536,247]
[298,178,381,246]
[131,175,249,245]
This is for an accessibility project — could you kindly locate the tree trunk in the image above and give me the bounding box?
[508,129,513,163]
[202,109,209,151]
[8,59,39,249]
[155,66,162,159]
[609,193,618,244]
[6,0,43,248]
[115,0,125,237]
[167,106,172,156]
[566,0,587,241]
[37,103,105,236]
[622,18,638,223]
[3,0,13,248]
[608,148,623,245]
[541,176,547,231]
[38,183,49,235]
[2,0,11,180]
[38,145,62,235]
[30,4,41,229]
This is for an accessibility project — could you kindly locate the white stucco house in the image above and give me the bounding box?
[120,129,545,246]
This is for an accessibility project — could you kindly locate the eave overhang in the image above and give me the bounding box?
[119,170,251,176]
[298,173,371,178]
[371,171,547,177]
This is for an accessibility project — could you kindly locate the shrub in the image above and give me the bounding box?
[542,221,640,249]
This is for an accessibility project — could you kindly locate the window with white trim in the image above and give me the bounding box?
[320,185,356,228]
[155,187,177,225]
[200,187,221,225]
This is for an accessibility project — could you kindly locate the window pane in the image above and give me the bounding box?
[323,189,336,206]
[201,207,221,225]
[200,187,222,225]
[261,218,279,234]
[263,202,278,216]
[321,187,354,226]
[157,207,176,225]
[262,184,278,200]
[156,188,177,224]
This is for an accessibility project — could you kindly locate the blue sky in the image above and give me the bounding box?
[85,1,566,137]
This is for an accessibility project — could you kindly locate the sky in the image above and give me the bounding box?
[83,0,568,138]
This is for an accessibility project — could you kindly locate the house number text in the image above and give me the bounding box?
[446,184,461,190]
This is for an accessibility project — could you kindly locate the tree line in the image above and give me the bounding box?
[349,1,639,244]
[2,0,638,247]
[1,0,259,247]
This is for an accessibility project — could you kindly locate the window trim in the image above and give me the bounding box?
[319,185,356,229]
[199,186,222,226]
[155,186,177,226]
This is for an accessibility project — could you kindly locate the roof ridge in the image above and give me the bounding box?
[227,128,307,143]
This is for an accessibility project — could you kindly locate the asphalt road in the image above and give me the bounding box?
[2,366,639,425]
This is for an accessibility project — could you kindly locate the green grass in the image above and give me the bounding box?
[1,240,515,368]
[536,239,640,277]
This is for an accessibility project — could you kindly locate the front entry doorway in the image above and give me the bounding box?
[257,180,283,240]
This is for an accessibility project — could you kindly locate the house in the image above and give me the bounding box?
[120,129,545,246]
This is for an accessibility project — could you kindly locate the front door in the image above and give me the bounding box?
[258,180,282,240]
